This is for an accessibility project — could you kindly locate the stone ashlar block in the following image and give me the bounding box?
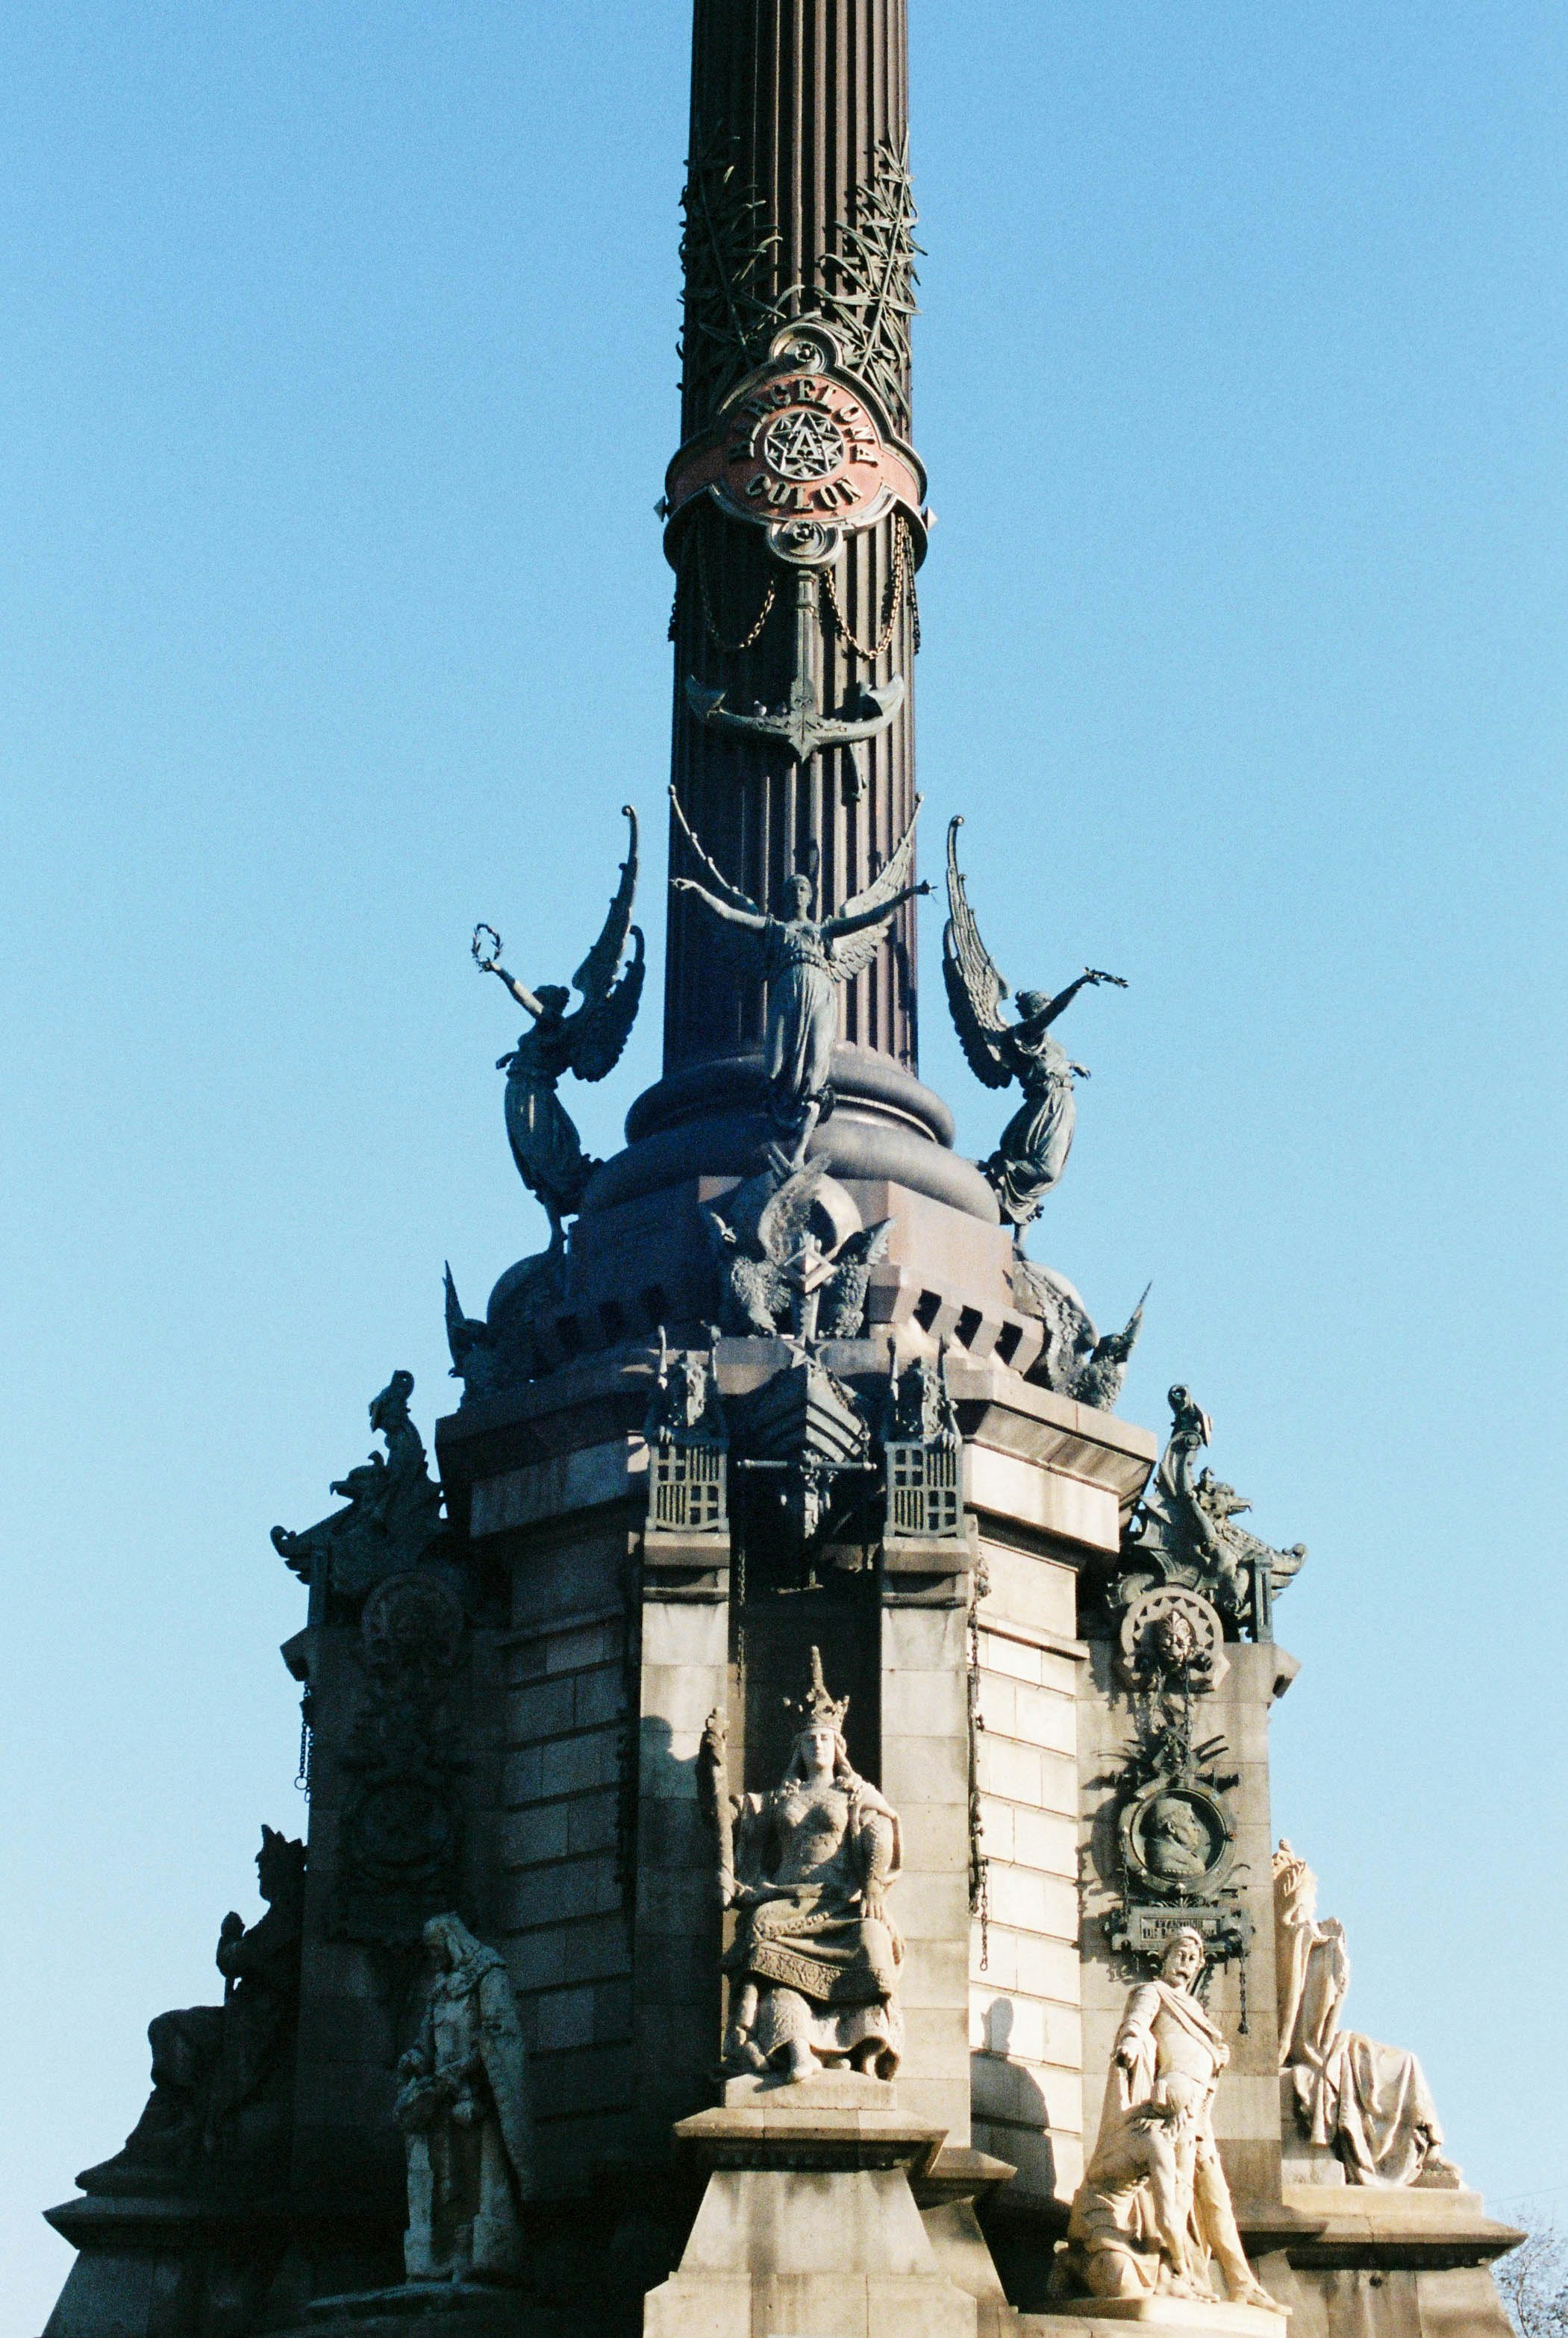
[507,1673,577,1745]
[893,1869,972,1942]
[634,1863,710,1934]
[641,1662,729,1735]
[973,2116,1075,2202]
[977,1631,1043,1687]
[970,1992,1083,2071]
[640,1600,727,1670]
[884,1667,969,1740]
[884,1602,970,1672]
[985,1864,1078,1940]
[899,1800,972,1873]
[1012,1804,1077,1876]
[501,1854,621,1931]
[531,2040,635,2121]
[978,1544,1078,1640]
[1005,1930,1083,2006]
[970,2049,1082,2133]
[883,1732,969,1804]
[511,1913,631,1993]
[539,1728,622,1799]
[896,1938,970,2012]
[1013,1681,1078,1756]
[502,1801,570,1869]
[574,1663,625,1730]
[566,1788,620,1857]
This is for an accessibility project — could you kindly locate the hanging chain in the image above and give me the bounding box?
[692,530,777,653]
[967,1557,991,1969]
[293,1687,313,1796]
[819,516,912,662]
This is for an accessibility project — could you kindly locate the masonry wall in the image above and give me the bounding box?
[968,1540,1085,2206]
[495,1514,639,2183]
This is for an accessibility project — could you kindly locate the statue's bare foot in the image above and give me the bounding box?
[723,2028,766,2072]
[1227,2277,1277,2311]
[784,2046,815,2084]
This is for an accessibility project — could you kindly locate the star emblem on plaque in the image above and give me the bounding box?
[663,322,928,566]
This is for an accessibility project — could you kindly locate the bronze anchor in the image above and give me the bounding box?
[686,565,903,773]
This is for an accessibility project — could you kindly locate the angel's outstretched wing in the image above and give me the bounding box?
[669,787,763,919]
[757,1161,830,1264]
[941,816,1014,1090]
[573,806,640,1001]
[560,807,646,1084]
[569,927,645,1083]
[827,798,922,981]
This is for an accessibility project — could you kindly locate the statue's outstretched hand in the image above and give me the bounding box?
[1083,967,1128,987]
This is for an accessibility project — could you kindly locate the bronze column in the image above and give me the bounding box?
[660,0,925,1083]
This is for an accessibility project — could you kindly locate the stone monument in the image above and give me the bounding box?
[40,6,1522,2338]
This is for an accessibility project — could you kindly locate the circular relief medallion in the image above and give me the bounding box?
[1116,1584,1227,1692]
[360,1570,464,1674]
[1119,1778,1234,1901]
[717,372,895,533]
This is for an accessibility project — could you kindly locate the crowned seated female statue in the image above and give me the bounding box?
[705,1649,904,2084]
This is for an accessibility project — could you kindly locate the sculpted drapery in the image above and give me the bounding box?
[1273,1840,1460,2189]
[705,1648,905,2083]
[1066,1929,1275,2310]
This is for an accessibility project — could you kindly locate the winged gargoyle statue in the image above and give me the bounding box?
[671,788,930,1172]
[474,806,644,1243]
[1122,1384,1308,1633]
[942,816,1125,1226]
[1012,1255,1149,1412]
[702,1161,892,1341]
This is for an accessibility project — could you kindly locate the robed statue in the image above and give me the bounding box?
[1063,1928,1275,2310]
[671,790,929,1170]
[701,1649,904,2082]
[942,816,1125,1225]
[473,805,643,1242]
[395,1913,537,2285]
[1274,1840,1461,2188]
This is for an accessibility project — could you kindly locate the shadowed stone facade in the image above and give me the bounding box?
[38,7,1520,2338]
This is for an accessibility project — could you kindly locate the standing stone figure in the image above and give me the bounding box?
[1064,1928,1275,2308]
[474,804,644,1242]
[942,816,1125,1225]
[701,1650,904,2081]
[671,790,929,1169]
[395,1914,537,2284]
[1274,1840,1461,2187]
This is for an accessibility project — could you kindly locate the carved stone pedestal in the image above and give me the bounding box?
[644,2095,982,2338]
[1040,2302,1285,2334]
[278,2281,563,2338]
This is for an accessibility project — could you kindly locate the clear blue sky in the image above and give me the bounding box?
[3,4,1564,2322]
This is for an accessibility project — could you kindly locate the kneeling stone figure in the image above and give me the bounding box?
[1065,1928,1276,2310]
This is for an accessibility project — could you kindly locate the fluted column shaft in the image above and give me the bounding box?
[663,0,921,1081]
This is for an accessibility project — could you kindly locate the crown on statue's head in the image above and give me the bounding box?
[785,1646,849,1736]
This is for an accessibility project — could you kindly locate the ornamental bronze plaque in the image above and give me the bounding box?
[663,322,927,566]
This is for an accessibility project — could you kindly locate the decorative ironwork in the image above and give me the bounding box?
[678,135,797,423]
[816,137,922,436]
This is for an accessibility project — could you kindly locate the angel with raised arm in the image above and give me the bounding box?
[670,788,930,1171]
[473,806,644,1243]
[942,816,1125,1228]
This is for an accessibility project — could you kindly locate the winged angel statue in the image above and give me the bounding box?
[474,806,644,1243]
[671,789,930,1171]
[942,817,1125,1226]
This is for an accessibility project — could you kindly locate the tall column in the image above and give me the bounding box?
[661,0,926,1079]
